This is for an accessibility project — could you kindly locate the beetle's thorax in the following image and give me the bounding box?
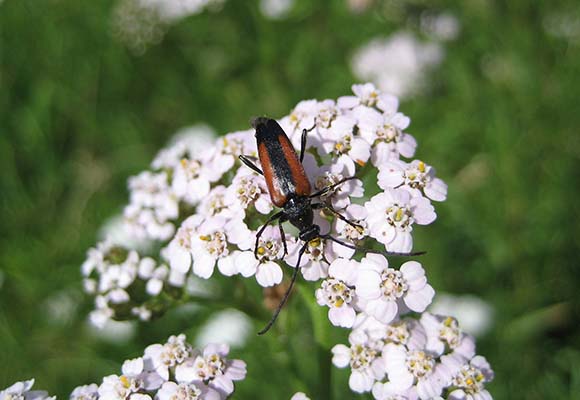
[284,195,319,241]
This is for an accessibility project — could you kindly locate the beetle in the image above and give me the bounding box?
[240,117,423,334]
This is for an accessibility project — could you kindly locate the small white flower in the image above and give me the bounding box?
[152,124,217,170]
[144,334,192,381]
[355,106,416,165]
[175,343,247,397]
[365,189,436,253]
[356,255,435,324]
[172,157,214,206]
[328,203,368,260]
[69,384,98,400]
[354,315,427,351]
[156,381,220,400]
[98,357,163,400]
[316,115,371,166]
[308,154,364,210]
[0,379,55,400]
[286,227,330,282]
[381,344,451,400]
[233,226,285,287]
[421,313,475,360]
[378,160,447,202]
[124,170,178,241]
[167,215,203,274]
[447,356,494,400]
[316,258,360,328]
[429,293,494,337]
[332,330,386,393]
[226,168,273,215]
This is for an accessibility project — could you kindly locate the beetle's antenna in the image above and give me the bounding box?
[258,242,308,335]
[322,234,426,257]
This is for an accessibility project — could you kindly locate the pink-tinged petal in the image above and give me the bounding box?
[416,377,443,400]
[391,112,410,130]
[372,223,397,246]
[192,253,216,279]
[226,360,247,380]
[302,261,328,281]
[329,241,356,260]
[448,389,467,400]
[401,261,426,289]
[471,355,494,380]
[454,335,476,360]
[328,306,356,328]
[329,258,358,283]
[174,363,197,383]
[217,255,238,277]
[390,187,411,204]
[204,343,229,356]
[440,354,466,378]
[254,196,273,214]
[203,388,222,400]
[371,142,398,166]
[377,94,399,114]
[235,251,258,277]
[404,284,434,312]
[477,390,493,400]
[226,219,253,250]
[349,138,371,165]
[211,375,234,395]
[255,262,283,287]
[425,178,448,202]
[168,242,192,274]
[398,134,417,158]
[355,270,381,299]
[378,167,405,189]
[368,299,398,324]
[361,253,389,271]
[411,197,436,225]
[331,344,351,368]
[349,370,374,393]
[337,95,360,109]
[388,231,413,253]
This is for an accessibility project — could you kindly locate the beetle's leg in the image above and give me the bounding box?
[319,203,364,231]
[299,119,317,163]
[258,241,308,335]
[278,215,288,257]
[254,211,284,259]
[309,176,359,198]
[239,155,263,175]
[323,234,426,257]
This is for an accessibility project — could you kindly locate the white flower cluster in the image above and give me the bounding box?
[81,239,186,327]
[332,313,494,399]
[351,32,444,99]
[76,83,494,398]
[160,83,446,289]
[2,335,246,400]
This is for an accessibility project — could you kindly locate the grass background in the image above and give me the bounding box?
[1,0,580,398]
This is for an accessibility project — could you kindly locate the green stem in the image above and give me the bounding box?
[298,282,332,399]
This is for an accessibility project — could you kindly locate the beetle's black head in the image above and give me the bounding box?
[251,117,284,141]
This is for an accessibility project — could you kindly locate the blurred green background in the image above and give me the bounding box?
[1,0,580,398]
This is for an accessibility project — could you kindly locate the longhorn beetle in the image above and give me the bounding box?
[239,117,424,334]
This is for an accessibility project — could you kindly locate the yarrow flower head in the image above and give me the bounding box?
[77,83,494,399]
[81,240,186,327]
